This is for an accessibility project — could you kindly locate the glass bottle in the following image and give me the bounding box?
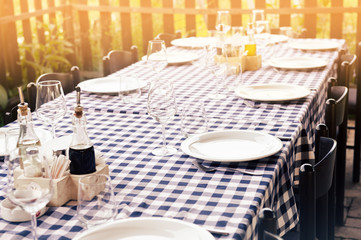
[69,87,96,175]
[245,22,257,56]
[17,88,41,168]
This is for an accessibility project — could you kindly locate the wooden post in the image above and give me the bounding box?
[100,0,112,56]
[207,0,218,30]
[61,2,76,66]
[20,0,36,83]
[119,0,132,51]
[1,0,22,88]
[331,0,343,39]
[304,0,317,38]
[280,0,291,27]
[47,0,57,28]
[34,0,46,45]
[140,0,153,55]
[76,0,92,70]
[255,1,266,9]
[185,0,196,36]
[230,0,242,27]
[358,0,361,45]
[163,0,174,35]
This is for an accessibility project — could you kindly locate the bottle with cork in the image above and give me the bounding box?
[68,87,96,175]
[16,87,41,168]
[245,22,257,56]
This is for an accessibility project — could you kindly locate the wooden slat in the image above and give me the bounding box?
[20,0,36,83]
[358,0,361,44]
[207,0,218,30]
[255,1,266,9]
[230,0,242,26]
[34,0,46,45]
[1,0,22,88]
[119,0,132,51]
[76,0,92,70]
[304,0,317,37]
[0,1,7,89]
[185,0,196,36]
[140,0,153,55]
[61,1,76,66]
[163,0,174,34]
[99,0,112,55]
[331,0,343,39]
[47,0,57,26]
[280,0,291,27]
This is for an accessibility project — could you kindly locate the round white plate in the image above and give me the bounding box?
[171,37,215,48]
[181,130,282,162]
[0,127,52,157]
[289,40,339,51]
[74,217,215,240]
[235,83,311,102]
[77,77,147,94]
[268,57,328,70]
[142,52,200,65]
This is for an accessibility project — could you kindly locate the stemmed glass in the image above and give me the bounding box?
[205,44,227,100]
[6,147,53,240]
[252,9,265,24]
[216,10,231,34]
[36,80,67,139]
[146,40,167,81]
[147,80,177,156]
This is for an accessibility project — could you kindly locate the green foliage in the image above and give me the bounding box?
[18,20,74,79]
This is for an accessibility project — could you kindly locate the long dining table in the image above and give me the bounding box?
[0,37,345,239]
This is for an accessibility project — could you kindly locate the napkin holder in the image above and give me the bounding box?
[214,55,262,71]
[14,163,109,207]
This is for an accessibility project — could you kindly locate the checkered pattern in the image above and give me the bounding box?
[0,38,345,239]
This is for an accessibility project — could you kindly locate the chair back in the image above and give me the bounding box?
[102,46,138,76]
[257,208,279,240]
[27,66,80,112]
[155,31,182,47]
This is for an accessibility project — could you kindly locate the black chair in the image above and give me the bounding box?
[155,31,182,47]
[283,124,337,240]
[258,208,283,240]
[330,54,356,226]
[27,66,80,112]
[350,42,361,183]
[325,81,348,234]
[102,46,138,76]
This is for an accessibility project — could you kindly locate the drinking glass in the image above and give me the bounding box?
[146,40,167,80]
[216,10,231,34]
[118,74,142,104]
[6,147,53,240]
[252,9,265,24]
[181,102,208,138]
[232,26,244,36]
[77,174,117,229]
[223,44,243,91]
[36,80,67,139]
[205,44,227,100]
[147,80,177,156]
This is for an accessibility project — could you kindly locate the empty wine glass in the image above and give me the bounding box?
[146,40,167,81]
[77,174,117,229]
[36,80,67,139]
[147,80,177,156]
[118,74,142,104]
[6,146,53,240]
[252,9,265,24]
[205,44,227,100]
[216,10,231,34]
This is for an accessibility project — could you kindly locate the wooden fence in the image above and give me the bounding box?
[1,0,361,91]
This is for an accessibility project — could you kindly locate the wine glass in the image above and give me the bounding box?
[205,44,227,100]
[77,174,117,229]
[36,80,67,139]
[216,10,231,34]
[6,146,53,240]
[118,74,142,104]
[147,80,177,156]
[252,9,265,24]
[146,40,167,81]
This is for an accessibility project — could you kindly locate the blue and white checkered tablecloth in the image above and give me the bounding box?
[0,38,345,239]
[0,111,300,240]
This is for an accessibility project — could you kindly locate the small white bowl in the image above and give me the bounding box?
[0,198,47,222]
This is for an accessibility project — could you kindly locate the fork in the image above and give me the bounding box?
[192,160,264,176]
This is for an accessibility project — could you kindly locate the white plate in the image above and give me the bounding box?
[142,52,200,65]
[0,127,52,156]
[77,77,147,94]
[255,34,288,44]
[289,40,339,51]
[235,83,311,102]
[268,57,328,70]
[181,130,282,162]
[74,217,215,240]
[171,37,215,48]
